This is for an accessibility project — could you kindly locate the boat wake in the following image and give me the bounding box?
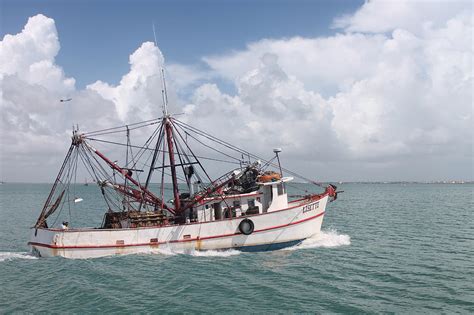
[153,230,350,256]
[0,251,38,262]
[189,249,241,257]
[152,246,241,257]
[285,229,351,251]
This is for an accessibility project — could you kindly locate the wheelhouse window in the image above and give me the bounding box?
[277,183,285,196]
[248,199,255,208]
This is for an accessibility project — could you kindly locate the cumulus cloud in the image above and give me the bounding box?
[1,15,71,179]
[330,20,473,159]
[0,14,75,93]
[332,0,470,34]
[184,53,336,159]
[1,15,123,181]
[192,0,473,179]
[87,42,165,121]
[203,34,388,98]
[1,1,472,182]
[0,14,181,182]
[166,63,212,91]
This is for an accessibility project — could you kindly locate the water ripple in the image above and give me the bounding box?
[1,183,474,313]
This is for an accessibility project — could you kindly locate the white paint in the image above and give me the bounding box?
[29,195,329,259]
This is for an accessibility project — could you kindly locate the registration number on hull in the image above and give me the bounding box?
[302,202,319,213]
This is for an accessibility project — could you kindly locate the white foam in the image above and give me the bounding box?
[285,229,351,251]
[151,245,241,257]
[0,252,38,262]
[189,249,241,257]
[155,246,179,256]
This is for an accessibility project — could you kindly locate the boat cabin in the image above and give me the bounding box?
[194,177,293,222]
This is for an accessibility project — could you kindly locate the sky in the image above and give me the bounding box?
[0,0,473,182]
[1,0,363,89]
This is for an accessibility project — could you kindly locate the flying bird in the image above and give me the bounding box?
[60,98,72,102]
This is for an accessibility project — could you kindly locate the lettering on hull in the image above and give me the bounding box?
[302,202,319,213]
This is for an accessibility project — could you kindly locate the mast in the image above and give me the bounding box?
[165,118,181,212]
[154,34,180,213]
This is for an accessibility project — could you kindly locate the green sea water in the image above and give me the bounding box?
[0,183,473,313]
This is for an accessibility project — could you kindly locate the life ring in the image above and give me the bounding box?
[238,218,254,235]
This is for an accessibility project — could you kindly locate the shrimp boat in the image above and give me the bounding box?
[29,88,339,259]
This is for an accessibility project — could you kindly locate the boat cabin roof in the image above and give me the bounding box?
[257,176,294,186]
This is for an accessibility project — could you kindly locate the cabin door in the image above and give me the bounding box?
[213,202,222,220]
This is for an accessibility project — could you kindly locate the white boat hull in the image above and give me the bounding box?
[29,196,328,259]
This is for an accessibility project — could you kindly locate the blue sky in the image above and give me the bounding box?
[1,0,363,88]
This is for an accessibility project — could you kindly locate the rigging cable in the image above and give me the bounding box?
[83,117,162,136]
[84,138,241,165]
[170,119,232,212]
[173,118,324,187]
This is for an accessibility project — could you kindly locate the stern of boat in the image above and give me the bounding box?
[28,228,60,257]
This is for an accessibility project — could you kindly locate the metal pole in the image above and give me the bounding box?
[273,148,283,176]
[165,118,181,212]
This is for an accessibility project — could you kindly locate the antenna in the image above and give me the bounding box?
[153,22,169,117]
[162,68,169,116]
[152,23,158,47]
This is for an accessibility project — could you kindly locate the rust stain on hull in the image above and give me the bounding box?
[196,237,202,251]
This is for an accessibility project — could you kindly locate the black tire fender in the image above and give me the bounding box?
[238,218,254,235]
